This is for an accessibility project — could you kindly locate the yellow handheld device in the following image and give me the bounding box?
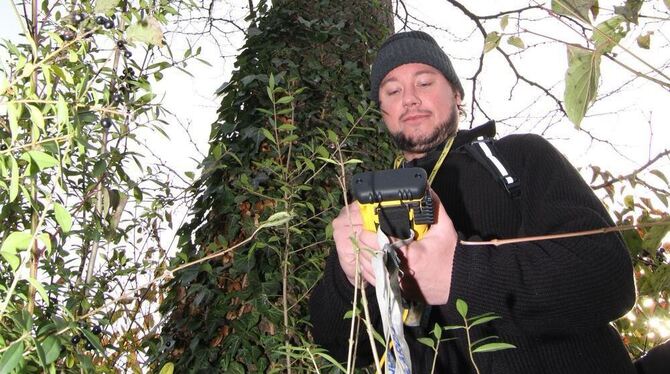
[351,167,435,240]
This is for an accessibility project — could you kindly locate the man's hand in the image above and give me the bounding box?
[332,202,380,286]
[398,190,458,305]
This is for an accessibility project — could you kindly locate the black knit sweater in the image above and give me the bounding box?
[309,122,636,373]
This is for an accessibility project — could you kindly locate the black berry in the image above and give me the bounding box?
[95,16,107,25]
[101,117,113,129]
[61,30,75,42]
[123,68,135,77]
[111,91,123,104]
[72,13,85,25]
[91,325,102,335]
[0,144,7,151]
[123,50,132,58]
[104,20,114,29]
[116,40,126,49]
[85,341,94,350]
[71,335,81,344]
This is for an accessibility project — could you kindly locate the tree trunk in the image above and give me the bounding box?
[158,0,395,372]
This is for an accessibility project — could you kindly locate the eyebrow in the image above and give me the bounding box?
[380,69,439,88]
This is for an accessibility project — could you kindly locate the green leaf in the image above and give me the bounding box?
[9,157,19,202]
[126,17,164,46]
[456,299,468,319]
[92,159,107,178]
[641,223,670,253]
[637,32,652,50]
[564,45,600,127]
[0,340,24,374]
[649,169,667,184]
[551,0,596,24]
[483,32,501,53]
[275,95,293,105]
[470,315,502,327]
[27,104,45,130]
[80,329,104,352]
[54,203,73,233]
[592,16,627,54]
[665,0,670,11]
[472,342,516,353]
[26,277,49,306]
[432,323,442,340]
[613,0,643,24]
[7,102,19,143]
[259,211,293,228]
[507,36,525,49]
[417,337,435,348]
[94,0,119,13]
[1,231,33,255]
[159,362,174,374]
[21,150,59,171]
[57,95,69,127]
[41,336,60,365]
[500,15,509,30]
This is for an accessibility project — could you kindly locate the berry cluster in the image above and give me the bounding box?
[70,324,103,351]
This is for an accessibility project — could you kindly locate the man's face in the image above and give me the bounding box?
[378,63,461,159]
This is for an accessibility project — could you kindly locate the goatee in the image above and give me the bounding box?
[390,105,459,154]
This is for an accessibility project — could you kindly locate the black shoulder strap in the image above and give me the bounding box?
[462,138,521,199]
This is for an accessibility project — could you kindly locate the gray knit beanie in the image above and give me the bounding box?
[370,30,464,105]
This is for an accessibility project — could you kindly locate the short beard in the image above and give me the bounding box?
[389,105,459,154]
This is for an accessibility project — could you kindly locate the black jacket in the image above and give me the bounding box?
[309,122,636,373]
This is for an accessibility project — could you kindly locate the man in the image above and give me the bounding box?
[309,30,636,373]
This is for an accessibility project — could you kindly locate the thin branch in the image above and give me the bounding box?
[591,149,670,190]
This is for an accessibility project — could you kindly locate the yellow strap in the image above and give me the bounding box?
[393,136,456,185]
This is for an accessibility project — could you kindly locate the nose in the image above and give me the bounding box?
[402,86,421,107]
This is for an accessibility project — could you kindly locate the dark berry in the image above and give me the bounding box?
[91,325,102,335]
[0,144,7,151]
[123,67,135,77]
[61,30,75,42]
[101,117,113,129]
[104,20,114,29]
[111,92,123,104]
[85,341,94,350]
[123,50,132,58]
[95,16,107,25]
[71,335,81,344]
[116,40,126,49]
[72,13,85,25]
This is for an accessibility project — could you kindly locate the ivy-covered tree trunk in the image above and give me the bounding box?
[157,0,394,371]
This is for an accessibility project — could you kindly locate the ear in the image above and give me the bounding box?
[454,91,462,106]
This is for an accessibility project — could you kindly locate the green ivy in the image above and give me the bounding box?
[157,0,395,371]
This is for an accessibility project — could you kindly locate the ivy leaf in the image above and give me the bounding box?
[551,0,596,24]
[507,36,525,49]
[472,342,516,353]
[94,0,120,14]
[483,32,501,53]
[0,340,24,374]
[564,45,600,127]
[126,17,164,46]
[592,16,627,54]
[456,299,468,319]
[54,203,73,233]
[637,32,652,49]
[20,150,59,171]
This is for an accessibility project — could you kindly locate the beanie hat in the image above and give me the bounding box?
[370,30,464,105]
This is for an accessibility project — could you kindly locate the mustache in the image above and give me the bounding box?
[400,109,431,121]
